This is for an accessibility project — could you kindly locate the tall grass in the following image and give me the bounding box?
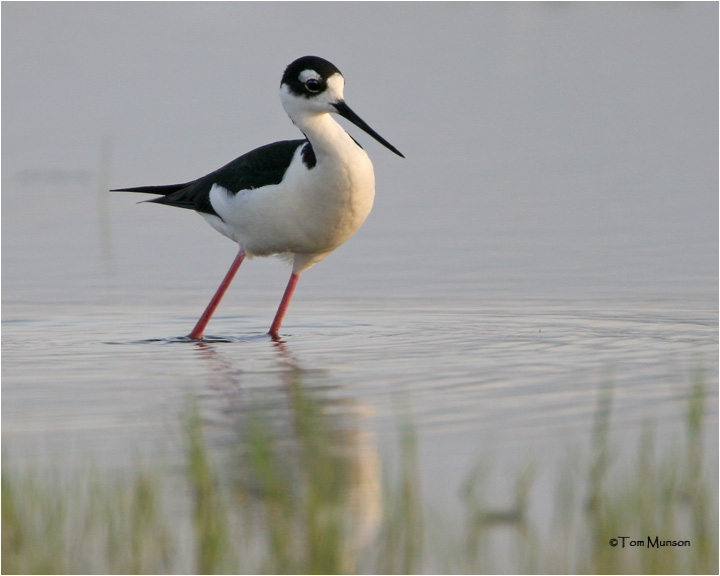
[2,372,717,574]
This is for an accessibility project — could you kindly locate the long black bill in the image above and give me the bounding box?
[333,101,404,158]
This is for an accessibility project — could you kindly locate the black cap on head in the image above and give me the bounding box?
[281,56,343,98]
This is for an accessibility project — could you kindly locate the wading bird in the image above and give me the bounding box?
[114,56,403,339]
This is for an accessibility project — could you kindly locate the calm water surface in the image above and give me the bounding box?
[2,2,718,530]
[4,298,716,476]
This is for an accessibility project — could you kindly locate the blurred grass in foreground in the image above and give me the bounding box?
[3,371,717,574]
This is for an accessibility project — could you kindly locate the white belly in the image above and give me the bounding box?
[204,144,375,272]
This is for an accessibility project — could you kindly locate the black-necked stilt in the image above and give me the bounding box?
[113,56,403,340]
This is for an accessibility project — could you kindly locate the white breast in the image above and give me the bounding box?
[204,140,375,272]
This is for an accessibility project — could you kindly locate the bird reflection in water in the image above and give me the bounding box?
[187,338,382,572]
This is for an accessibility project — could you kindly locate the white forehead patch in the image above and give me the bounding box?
[325,73,345,99]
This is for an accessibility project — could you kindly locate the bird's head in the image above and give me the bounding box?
[280,55,404,158]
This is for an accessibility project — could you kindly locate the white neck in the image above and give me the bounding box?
[280,76,363,161]
[294,111,360,160]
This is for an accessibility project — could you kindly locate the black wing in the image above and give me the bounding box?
[112,139,306,217]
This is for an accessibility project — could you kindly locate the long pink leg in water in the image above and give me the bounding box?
[268,272,300,339]
[187,248,246,340]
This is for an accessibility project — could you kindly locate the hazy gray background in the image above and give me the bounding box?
[3,2,717,307]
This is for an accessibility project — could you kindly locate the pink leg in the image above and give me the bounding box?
[187,249,246,340]
[268,272,300,339]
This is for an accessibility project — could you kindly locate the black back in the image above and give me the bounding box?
[113,139,306,217]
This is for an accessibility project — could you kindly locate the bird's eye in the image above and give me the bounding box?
[305,78,322,93]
